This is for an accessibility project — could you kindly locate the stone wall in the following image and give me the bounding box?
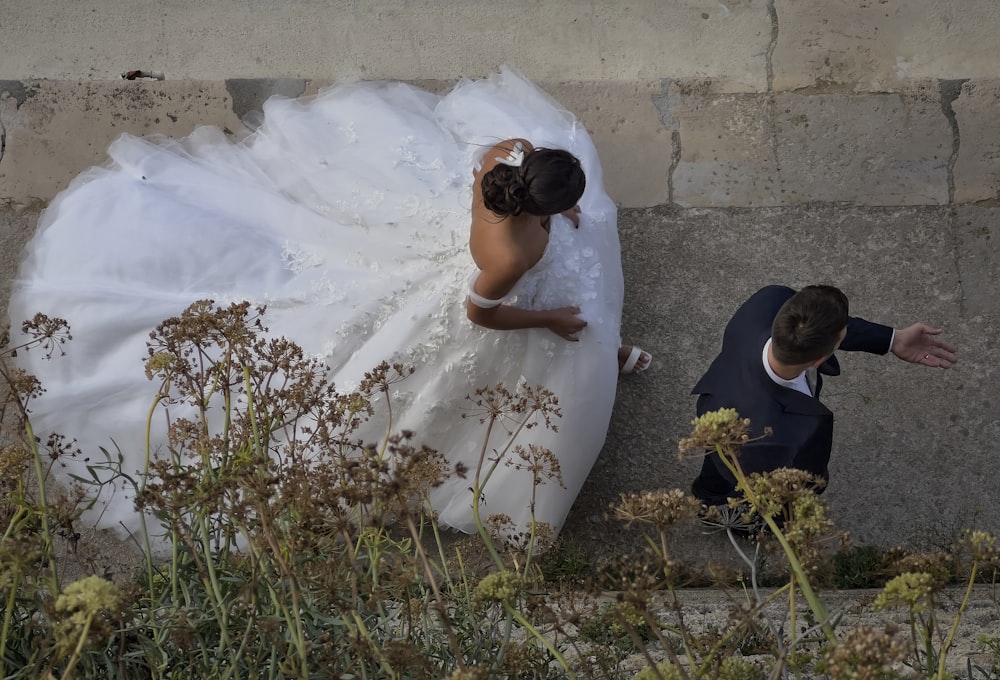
[4,1,1000,208]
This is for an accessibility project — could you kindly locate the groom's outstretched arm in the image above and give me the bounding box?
[840,315,956,369]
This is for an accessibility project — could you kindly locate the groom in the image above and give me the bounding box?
[690,284,956,506]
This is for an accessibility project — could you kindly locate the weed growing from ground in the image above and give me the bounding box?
[0,303,997,679]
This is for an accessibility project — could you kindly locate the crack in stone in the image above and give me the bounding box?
[765,0,778,93]
[938,79,970,315]
[652,78,681,205]
[764,0,781,176]
[939,78,968,205]
[667,130,681,205]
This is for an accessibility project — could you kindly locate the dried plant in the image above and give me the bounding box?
[0,312,995,680]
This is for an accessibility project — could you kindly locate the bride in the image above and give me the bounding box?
[9,66,649,548]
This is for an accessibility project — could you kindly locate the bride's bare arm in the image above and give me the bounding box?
[466,261,587,341]
[467,301,587,341]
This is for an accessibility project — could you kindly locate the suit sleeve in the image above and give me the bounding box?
[840,316,893,355]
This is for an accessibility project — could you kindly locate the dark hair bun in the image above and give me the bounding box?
[480,147,585,218]
[481,164,530,217]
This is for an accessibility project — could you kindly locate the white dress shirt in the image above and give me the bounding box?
[762,338,813,396]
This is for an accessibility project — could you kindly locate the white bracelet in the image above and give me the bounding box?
[467,272,507,309]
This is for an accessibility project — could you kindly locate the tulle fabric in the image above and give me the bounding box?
[10,67,624,543]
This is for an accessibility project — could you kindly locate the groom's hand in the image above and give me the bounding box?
[891,323,957,368]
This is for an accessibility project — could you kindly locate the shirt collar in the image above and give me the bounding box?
[762,338,812,396]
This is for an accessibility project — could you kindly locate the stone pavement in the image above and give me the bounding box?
[581,202,997,564]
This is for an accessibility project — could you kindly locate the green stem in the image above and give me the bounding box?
[25,419,59,590]
[716,446,836,643]
[424,503,453,587]
[0,563,22,677]
[2,505,28,541]
[261,527,309,678]
[919,612,935,673]
[470,417,505,570]
[141,391,167,653]
[503,601,575,678]
[469,404,541,570]
[58,614,93,680]
[788,578,796,646]
[196,515,233,658]
[761,512,834,641]
[937,560,978,677]
[403,515,467,669]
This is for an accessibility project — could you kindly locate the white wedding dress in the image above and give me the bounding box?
[10,67,624,545]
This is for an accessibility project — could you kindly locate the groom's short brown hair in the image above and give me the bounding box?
[771,285,849,365]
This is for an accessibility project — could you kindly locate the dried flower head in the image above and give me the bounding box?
[464,382,561,433]
[742,467,824,519]
[958,529,1000,564]
[699,502,763,536]
[874,572,937,614]
[508,444,565,489]
[0,444,31,483]
[486,516,555,555]
[18,312,72,358]
[634,661,684,680]
[53,575,122,652]
[357,360,414,396]
[882,549,954,589]
[497,640,548,677]
[144,351,176,380]
[678,408,752,457]
[597,551,666,606]
[818,625,909,680]
[719,657,767,680]
[474,570,523,604]
[385,436,447,502]
[613,489,701,531]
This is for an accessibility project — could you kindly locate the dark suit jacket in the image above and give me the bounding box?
[690,285,894,506]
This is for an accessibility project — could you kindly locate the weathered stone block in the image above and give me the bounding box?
[0,0,771,89]
[663,84,950,207]
[549,80,672,208]
[772,88,950,205]
[662,87,781,207]
[0,81,246,204]
[952,80,1000,204]
[771,0,1000,90]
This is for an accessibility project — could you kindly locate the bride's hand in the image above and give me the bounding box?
[561,205,581,228]
[547,306,587,341]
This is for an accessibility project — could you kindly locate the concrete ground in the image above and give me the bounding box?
[589,202,998,561]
